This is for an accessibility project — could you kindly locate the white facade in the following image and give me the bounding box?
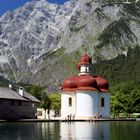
[61,54,110,119]
[61,92,76,119]
[76,91,98,117]
[99,92,110,118]
[61,91,110,119]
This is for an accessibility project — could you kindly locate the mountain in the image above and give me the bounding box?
[0,0,140,91]
[0,0,77,80]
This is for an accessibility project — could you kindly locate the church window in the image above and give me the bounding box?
[68,97,72,107]
[101,98,105,107]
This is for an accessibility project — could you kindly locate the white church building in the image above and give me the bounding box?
[60,54,110,120]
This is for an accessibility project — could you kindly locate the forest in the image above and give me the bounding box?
[93,45,140,117]
[25,45,140,117]
[0,45,140,117]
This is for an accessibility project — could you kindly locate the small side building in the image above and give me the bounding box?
[60,54,110,120]
[0,86,40,120]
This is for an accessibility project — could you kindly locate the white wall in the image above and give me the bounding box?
[99,93,110,118]
[37,108,56,119]
[61,91,110,119]
[61,92,76,119]
[75,91,99,117]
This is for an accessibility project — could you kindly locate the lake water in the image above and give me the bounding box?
[0,121,140,140]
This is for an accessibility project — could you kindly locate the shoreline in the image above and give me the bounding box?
[0,118,139,122]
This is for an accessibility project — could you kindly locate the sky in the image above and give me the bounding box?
[0,0,68,16]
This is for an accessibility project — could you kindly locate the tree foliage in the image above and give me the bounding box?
[40,92,61,118]
[49,93,61,112]
[40,92,51,119]
[21,84,61,117]
[93,45,140,86]
[92,46,140,117]
[110,81,140,117]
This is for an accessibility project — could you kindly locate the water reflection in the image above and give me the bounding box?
[0,121,140,140]
[111,121,140,140]
[60,122,110,140]
[0,122,39,140]
[0,122,60,140]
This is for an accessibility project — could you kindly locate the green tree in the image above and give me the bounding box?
[25,85,43,100]
[49,93,61,116]
[129,89,140,113]
[110,92,124,118]
[110,81,140,117]
[41,92,51,119]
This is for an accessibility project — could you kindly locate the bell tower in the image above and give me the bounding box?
[77,53,92,76]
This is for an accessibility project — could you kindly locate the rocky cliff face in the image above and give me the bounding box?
[59,0,140,59]
[0,0,140,91]
[0,0,77,80]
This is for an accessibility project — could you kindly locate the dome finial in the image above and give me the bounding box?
[77,53,92,69]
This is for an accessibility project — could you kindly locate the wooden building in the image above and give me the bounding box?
[0,86,40,120]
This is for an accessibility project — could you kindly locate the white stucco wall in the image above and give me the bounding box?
[61,92,76,119]
[99,93,110,118]
[75,91,99,117]
[61,91,110,119]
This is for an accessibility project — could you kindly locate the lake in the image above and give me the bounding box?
[0,121,140,140]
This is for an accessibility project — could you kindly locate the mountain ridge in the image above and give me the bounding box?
[0,0,140,91]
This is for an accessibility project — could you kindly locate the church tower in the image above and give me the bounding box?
[78,53,92,76]
[60,53,110,120]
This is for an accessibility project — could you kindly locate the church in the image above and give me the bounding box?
[60,53,110,120]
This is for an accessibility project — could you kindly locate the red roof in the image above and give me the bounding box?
[77,53,92,69]
[95,76,109,92]
[61,75,108,92]
[61,54,109,92]
[77,75,97,90]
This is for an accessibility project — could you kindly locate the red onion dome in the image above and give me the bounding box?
[80,53,92,64]
[77,75,97,91]
[95,76,109,92]
[62,76,78,91]
[77,53,92,69]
